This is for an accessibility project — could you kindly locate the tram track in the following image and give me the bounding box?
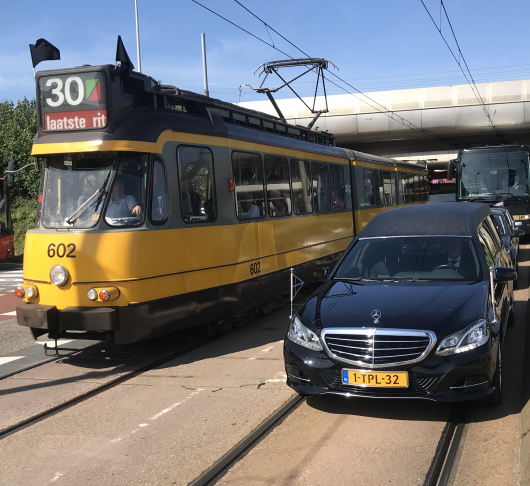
[424,403,470,486]
[187,399,470,486]
[0,335,214,441]
[0,286,317,442]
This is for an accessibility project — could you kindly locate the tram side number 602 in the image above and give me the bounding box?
[48,243,76,258]
[250,262,261,275]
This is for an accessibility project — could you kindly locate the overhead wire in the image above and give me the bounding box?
[420,0,503,142]
[191,0,456,148]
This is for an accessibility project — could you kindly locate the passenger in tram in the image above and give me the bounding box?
[331,190,344,210]
[269,189,288,216]
[106,176,142,219]
[77,174,97,209]
[241,195,260,219]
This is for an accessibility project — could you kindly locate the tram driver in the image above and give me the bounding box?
[106,175,142,219]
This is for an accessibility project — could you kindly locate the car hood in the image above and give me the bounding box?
[301,280,488,339]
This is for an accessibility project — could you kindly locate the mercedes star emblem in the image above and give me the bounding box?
[371,309,381,323]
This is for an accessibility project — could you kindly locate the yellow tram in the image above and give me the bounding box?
[16,63,427,344]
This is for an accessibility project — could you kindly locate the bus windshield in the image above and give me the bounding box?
[459,150,529,200]
[42,152,116,228]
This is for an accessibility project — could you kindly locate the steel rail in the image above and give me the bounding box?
[0,285,317,441]
[188,394,305,486]
[423,403,470,486]
[0,336,214,440]
[0,341,103,382]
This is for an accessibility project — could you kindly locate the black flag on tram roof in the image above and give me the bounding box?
[115,35,134,75]
[29,38,60,68]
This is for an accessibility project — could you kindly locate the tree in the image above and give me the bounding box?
[0,98,40,202]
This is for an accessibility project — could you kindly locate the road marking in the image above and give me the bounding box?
[0,356,24,366]
[1,311,16,316]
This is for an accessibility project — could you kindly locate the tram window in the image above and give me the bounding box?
[150,158,168,224]
[329,165,346,211]
[402,173,413,203]
[413,175,420,202]
[364,169,375,207]
[373,170,384,206]
[105,153,149,227]
[290,159,312,215]
[383,171,395,206]
[312,162,330,212]
[178,146,216,223]
[42,152,115,228]
[265,155,291,217]
[232,151,265,220]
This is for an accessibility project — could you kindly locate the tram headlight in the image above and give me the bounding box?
[50,265,68,287]
[87,289,98,301]
[25,285,38,298]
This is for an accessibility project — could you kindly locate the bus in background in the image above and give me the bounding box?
[449,145,530,230]
[428,160,455,203]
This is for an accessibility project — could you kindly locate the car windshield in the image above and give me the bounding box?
[335,236,482,281]
[459,150,529,200]
[42,152,116,228]
[492,214,508,236]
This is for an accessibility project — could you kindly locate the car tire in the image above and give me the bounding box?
[487,344,502,406]
[508,306,515,327]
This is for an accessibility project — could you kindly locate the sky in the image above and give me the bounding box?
[2,0,530,106]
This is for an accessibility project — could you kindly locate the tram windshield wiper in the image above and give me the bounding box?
[65,171,113,225]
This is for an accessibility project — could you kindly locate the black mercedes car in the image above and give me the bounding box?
[491,208,525,270]
[284,203,516,404]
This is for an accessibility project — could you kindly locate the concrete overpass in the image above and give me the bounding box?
[239,79,530,156]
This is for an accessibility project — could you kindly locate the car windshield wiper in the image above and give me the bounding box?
[333,277,370,283]
[66,171,113,225]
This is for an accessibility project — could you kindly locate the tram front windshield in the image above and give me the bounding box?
[459,151,529,200]
[42,152,148,228]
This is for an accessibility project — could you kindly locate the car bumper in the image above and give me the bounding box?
[284,338,497,402]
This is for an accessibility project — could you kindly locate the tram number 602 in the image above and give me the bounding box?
[48,243,76,258]
[250,262,261,275]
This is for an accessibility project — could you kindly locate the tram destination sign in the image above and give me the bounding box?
[38,72,108,131]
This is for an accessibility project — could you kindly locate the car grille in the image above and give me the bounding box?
[317,370,439,397]
[321,328,436,368]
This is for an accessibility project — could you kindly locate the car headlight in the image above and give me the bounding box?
[287,316,323,351]
[436,319,489,356]
[50,265,68,287]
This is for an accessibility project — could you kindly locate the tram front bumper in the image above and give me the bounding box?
[16,303,118,332]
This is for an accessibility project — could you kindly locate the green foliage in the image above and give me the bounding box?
[0,98,40,201]
[11,198,37,256]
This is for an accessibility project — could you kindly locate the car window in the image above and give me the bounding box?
[478,233,495,267]
[492,214,507,236]
[486,215,503,249]
[335,236,481,281]
[478,223,498,260]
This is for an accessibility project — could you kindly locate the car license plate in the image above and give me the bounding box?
[342,369,408,388]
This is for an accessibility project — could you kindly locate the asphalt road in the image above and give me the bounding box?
[0,250,529,485]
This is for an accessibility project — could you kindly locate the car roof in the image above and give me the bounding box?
[358,203,491,238]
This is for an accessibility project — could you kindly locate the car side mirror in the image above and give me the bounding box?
[314,267,329,282]
[514,229,525,237]
[494,266,517,282]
